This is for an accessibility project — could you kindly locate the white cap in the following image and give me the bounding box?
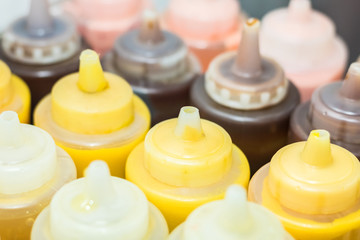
[175,185,291,240]
[0,111,57,194]
[48,161,153,239]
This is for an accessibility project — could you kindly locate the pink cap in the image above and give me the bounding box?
[260,0,348,101]
[64,0,149,54]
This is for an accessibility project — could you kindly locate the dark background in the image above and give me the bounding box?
[240,0,360,67]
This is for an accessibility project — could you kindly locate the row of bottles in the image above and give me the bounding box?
[1,107,360,239]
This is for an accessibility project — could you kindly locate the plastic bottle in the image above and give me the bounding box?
[290,62,360,159]
[64,0,149,54]
[190,18,300,175]
[169,185,294,240]
[31,160,168,240]
[0,60,30,123]
[103,10,201,125]
[260,0,348,102]
[0,111,76,239]
[162,0,243,72]
[126,106,250,230]
[34,49,151,178]
[249,129,360,240]
[0,0,84,110]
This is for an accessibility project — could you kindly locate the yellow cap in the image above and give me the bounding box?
[0,60,14,107]
[144,106,232,187]
[51,49,134,134]
[268,129,360,215]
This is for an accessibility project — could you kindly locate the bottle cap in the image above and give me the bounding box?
[51,49,135,134]
[48,161,158,239]
[178,185,290,240]
[144,106,233,187]
[2,0,81,64]
[0,111,57,194]
[0,61,13,107]
[205,18,288,110]
[260,0,347,73]
[113,10,200,83]
[309,63,360,145]
[165,0,240,42]
[268,129,360,214]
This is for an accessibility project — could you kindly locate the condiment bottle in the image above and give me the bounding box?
[126,106,250,230]
[190,18,300,175]
[34,49,150,178]
[169,185,294,240]
[0,60,30,123]
[249,130,360,239]
[290,62,360,159]
[0,0,84,109]
[162,0,243,72]
[0,111,76,239]
[103,10,201,125]
[31,160,168,240]
[260,0,348,101]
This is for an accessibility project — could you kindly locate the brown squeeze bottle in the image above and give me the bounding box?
[103,10,201,125]
[0,0,84,110]
[190,18,300,175]
[290,62,360,159]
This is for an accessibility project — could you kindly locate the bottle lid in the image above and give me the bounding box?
[309,63,360,144]
[113,10,199,83]
[0,60,13,107]
[179,185,290,240]
[165,0,241,42]
[144,106,233,187]
[51,49,135,134]
[48,160,155,239]
[1,0,81,65]
[260,0,346,73]
[268,130,360,215]
[0,111,57,194]
[205,18,288,110]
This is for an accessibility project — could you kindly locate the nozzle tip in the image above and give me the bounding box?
[302,130,333,167]
[174,106,204,141]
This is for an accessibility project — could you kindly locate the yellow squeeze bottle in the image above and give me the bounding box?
[34,49,151,178]
[169,185,294,240]
[248,130,360,240]
[0,111,76,239]
[31,160,169,240]
[126,106,250,230]
[0,60,30,123]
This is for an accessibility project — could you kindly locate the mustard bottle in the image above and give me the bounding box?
[249,130,360,240]
[31,160,168,240]
[170,185,294,240]
[34,49,151,178]
[0,60,30,123]
[0,111,76,239]
[126,106,250,230]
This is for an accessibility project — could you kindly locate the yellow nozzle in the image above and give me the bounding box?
[174,106,204,141]
[301,130,333,167]
[78,50,108,93]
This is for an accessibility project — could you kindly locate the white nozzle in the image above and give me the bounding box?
[174,107,204,141]
[288,0,312,22]
[138,9,165,44]
[27,0,53,36]
[0,111,24,148]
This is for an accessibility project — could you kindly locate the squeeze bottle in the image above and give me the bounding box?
[290,62,360,159]
[162,0,243,72]
[126,106,250,230]
[0,60,30,123]
[31,160,168,240]
[0,0,84,109]
[190,18,300,175]
[249,130,360,240]
[0,111,76,239]
[34,49,150,178]
[169,185,294,240]
[260,0,348,101]
[103,10,201,125]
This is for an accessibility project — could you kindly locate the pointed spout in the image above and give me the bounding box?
[301,130,333,167]
[174,106,204,141]
[26,0,54,37]
[339,63,360,101]
[138,10,165,45]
